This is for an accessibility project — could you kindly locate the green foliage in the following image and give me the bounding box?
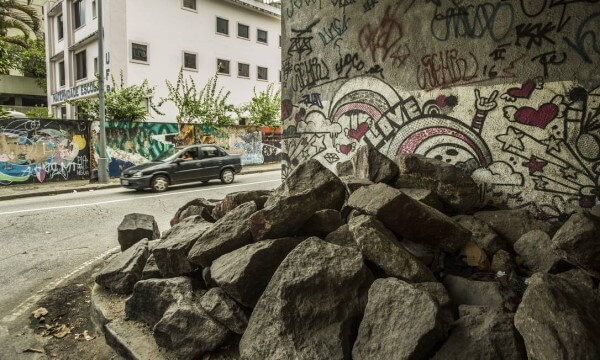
[160,68,236,126]
[242,83,281,127]
[25,105,53,119]
[68,72,162,122]
[2,36,46,88]
[0,106,10,118]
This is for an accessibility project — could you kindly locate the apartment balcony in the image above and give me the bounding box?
[222,0,281,17]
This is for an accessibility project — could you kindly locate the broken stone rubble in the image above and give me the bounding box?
[95,145,600,360]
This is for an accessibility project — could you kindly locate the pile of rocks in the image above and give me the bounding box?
[95,146,600,360]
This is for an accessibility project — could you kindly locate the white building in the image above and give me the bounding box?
[43,0,281,121]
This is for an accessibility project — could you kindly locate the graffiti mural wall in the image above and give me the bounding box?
[92,123,282,177]
[0,118,91,185]
[282,0,600,218]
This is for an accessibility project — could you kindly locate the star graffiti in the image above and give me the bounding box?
[522,156,548,175]
[496,128,525,151]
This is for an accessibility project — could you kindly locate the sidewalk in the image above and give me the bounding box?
[0,163,281,202]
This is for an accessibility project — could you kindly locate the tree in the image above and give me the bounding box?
[68,72,162,121]
[160,68,237,126]
[0,0,42,48]
[3,36,46,88]
[0,106,10,118]
[25,105,52,119]
[243,83,281,127]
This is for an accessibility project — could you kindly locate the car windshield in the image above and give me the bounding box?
[154,147,183,162]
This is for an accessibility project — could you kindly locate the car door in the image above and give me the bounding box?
[198,146,222,178]
[172,147,203,182]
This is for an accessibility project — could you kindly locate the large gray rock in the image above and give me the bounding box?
[153,215,212,277]
[96,240,149,294]
[515,273,600,359]
[339,176,374,195]
[212,190,271,220]
[324,224,357,248]
[551,211,600,278]
[474,209,552,245]
[348,183,470,253]
[250,160,345,241]
[443,275,503,307]
[349,215,436,282]
[299,209,344,238]
[352,278,444,360]
[170,197,215,226]
[154,302,230,359]
[351,145,398,183]
[514,230,561,273]
[199,287,248,335]
[117,213,160,251]
[141,254,162,280]
[188,202,257,268]
[557,269,595,289]
[336,159,354,177]
[432,306,526,360]
[399,188,444,211]
[239,238,373,360]
[125,277,195,327]
[211,237,304,307]
[453,215,507,255]
[414,282,454,335]
[395,154,480,213]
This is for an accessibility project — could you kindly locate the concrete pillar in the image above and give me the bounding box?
[281,0,600,216]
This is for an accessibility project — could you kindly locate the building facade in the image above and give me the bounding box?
[43,0,281,121]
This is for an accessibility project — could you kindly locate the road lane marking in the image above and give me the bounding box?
[0,246,120,325]
[0,179,280,216]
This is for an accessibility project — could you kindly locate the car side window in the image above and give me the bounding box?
[200,147,220,159]
[179,148,199,161]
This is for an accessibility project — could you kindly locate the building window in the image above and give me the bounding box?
[183,52,197,71]
[217,59,230,75]
[182,0,197,11]
[257,29,268,44]
[131,42,148,64]
[57,14,64,40]
[58,61,65,87]
[75,50,87,81]
[237,23,249,39]
[257,66,268,81]
[73,0,85,29]
[92,0,97,18]
[60,106,67,119]
[216,17,228,35]
[238,63,249,78]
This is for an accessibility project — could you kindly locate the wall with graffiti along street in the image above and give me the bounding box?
[91,123,282,178]
[282,0,600,219]
[0,118,91,185]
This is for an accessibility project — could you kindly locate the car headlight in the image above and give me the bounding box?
[132,172,143,178]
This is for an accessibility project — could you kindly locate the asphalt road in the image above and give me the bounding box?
[0,170,281,321]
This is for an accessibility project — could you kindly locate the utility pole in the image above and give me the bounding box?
[97,0,109,183]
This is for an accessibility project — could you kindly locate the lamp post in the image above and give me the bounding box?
[97,0,109,183]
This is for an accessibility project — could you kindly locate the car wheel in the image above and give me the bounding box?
[151,175,169,192]
[220,169,235,184]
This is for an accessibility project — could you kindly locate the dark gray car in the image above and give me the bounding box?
[120,145,242,192]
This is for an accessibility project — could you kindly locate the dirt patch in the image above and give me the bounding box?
[29,263,121,359]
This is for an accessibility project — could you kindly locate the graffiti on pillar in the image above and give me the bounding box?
[0,119,91,185]
[282,0,600,218]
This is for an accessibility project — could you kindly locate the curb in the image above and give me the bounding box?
[0,166,280,202]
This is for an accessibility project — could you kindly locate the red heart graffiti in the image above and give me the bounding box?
[339,143,353,155]
[514,103,559,129]
[348,122,368,140]
[507,80,535,99]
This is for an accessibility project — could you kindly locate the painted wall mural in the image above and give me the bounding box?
[282,0,600,219]
[0,119,91,185]
[91,123,282,177]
